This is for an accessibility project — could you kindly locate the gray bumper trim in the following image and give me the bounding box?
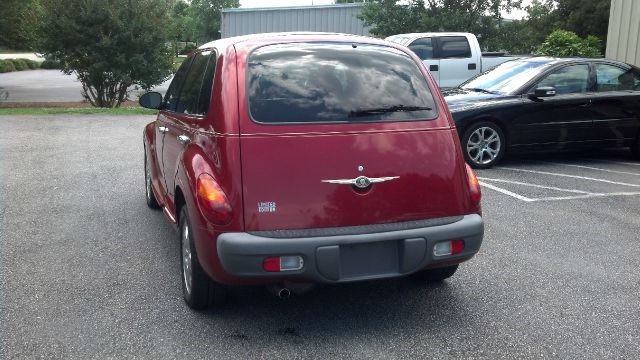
[247,215,464,238]
[217,214,484,283]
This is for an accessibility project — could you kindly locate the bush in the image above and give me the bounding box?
[0,60,17,73]
[24,59,40,69]
[10,58,28,71]
[40,59,62,69]
[536,30,603,57]
[179,43,197,55]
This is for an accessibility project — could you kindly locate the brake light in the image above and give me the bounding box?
[196,174,233,225]
[465,163,482,206]
[433,240,465,256]
[263,256,304,272]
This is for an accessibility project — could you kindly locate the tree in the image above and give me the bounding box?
[496,0,561,53]
[0,0,43,50]
[536,29,602,57]
[171,0,193,43]
[360,0,426,37]
[189,0,240,44]
[359,0,522,49]
[38,0,175,107]
[555,0,610,51]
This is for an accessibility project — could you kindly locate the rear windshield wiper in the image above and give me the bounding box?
[349,105,433,117]
[466,87,498,94]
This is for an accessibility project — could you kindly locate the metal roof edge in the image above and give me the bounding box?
[223,3,365,13]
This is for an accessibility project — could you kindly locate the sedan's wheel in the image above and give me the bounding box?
[144,152,160,209]
[413,265,459,283]
[462,121,505,169]
[179,207,227,310]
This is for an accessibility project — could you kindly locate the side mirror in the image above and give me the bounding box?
[529,86,556,99]
[139,92,163,110]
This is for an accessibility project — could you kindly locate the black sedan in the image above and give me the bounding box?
[443,57,640,168]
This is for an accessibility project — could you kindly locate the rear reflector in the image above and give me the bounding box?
[433,240,465,256]
[263,256,304,272]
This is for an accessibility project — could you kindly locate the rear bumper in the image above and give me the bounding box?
[216,214,483,283]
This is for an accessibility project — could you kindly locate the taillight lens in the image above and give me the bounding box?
[465,163,482,206]
[196,174,233,225]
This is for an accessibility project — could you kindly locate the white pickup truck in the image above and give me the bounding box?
[386,32,521,88]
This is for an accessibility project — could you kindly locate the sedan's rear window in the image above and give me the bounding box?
[247,42,437,124]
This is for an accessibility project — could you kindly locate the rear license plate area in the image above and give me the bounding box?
[340,241,398,279]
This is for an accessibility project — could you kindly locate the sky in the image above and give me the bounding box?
[239,0,529,19]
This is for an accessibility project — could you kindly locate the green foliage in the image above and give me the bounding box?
[360,0,426,38]
[180,43,197,55]
[360,0,610,54]
[536,30,603,57]
[170,1,194,43]
[23,59,40,69]
[0,60,17,73]
[37,0,175,108]
[555,0,610,45]
[360,0,523,50]
[0,0,44,50]
[189,0,240,44]
[10,59,28,71]
[40,59,62,69]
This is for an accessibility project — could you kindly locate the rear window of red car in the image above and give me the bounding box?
[247,42,438,124]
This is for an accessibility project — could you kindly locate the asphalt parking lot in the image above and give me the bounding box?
[1,116,639,359]
[0,70,171,102]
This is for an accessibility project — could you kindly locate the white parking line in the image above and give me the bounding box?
[478,181,535,202]
[585,158,640,167]
[498,167,640,188]
[478,177,593,194]
[538,162,640,176]
[534,192,640,202]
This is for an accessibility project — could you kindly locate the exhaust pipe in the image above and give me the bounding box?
[277,287,291,299]
[267,282,314,299]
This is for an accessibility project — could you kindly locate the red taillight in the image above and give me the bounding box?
[451,240,465,255]
[263,256,304,272]
[263,257,280,272]
[433,240,465,256]
[465,163,482,206]
[195,174,233,225]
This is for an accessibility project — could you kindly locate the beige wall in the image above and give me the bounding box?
[606,0,640,67]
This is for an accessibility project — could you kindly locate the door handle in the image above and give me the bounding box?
[429,65,439,71]
[468,63,477,70]
[578,100,592,108]
[177,135,190,145]
[158,126,169,133]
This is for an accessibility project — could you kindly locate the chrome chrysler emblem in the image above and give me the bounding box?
[321,175,400,188]
[354,176,371,189]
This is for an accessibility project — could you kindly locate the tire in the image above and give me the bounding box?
[414,264,459,283]
[179,207,227,310]
[461,121,506,169]
[144,152,161,209]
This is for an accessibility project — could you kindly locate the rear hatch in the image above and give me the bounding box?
[238,41,469,231]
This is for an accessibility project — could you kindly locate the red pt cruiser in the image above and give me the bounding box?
[140,33,484,310]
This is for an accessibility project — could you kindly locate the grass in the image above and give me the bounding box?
[0,106,158,116]
[173,56,186,71]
